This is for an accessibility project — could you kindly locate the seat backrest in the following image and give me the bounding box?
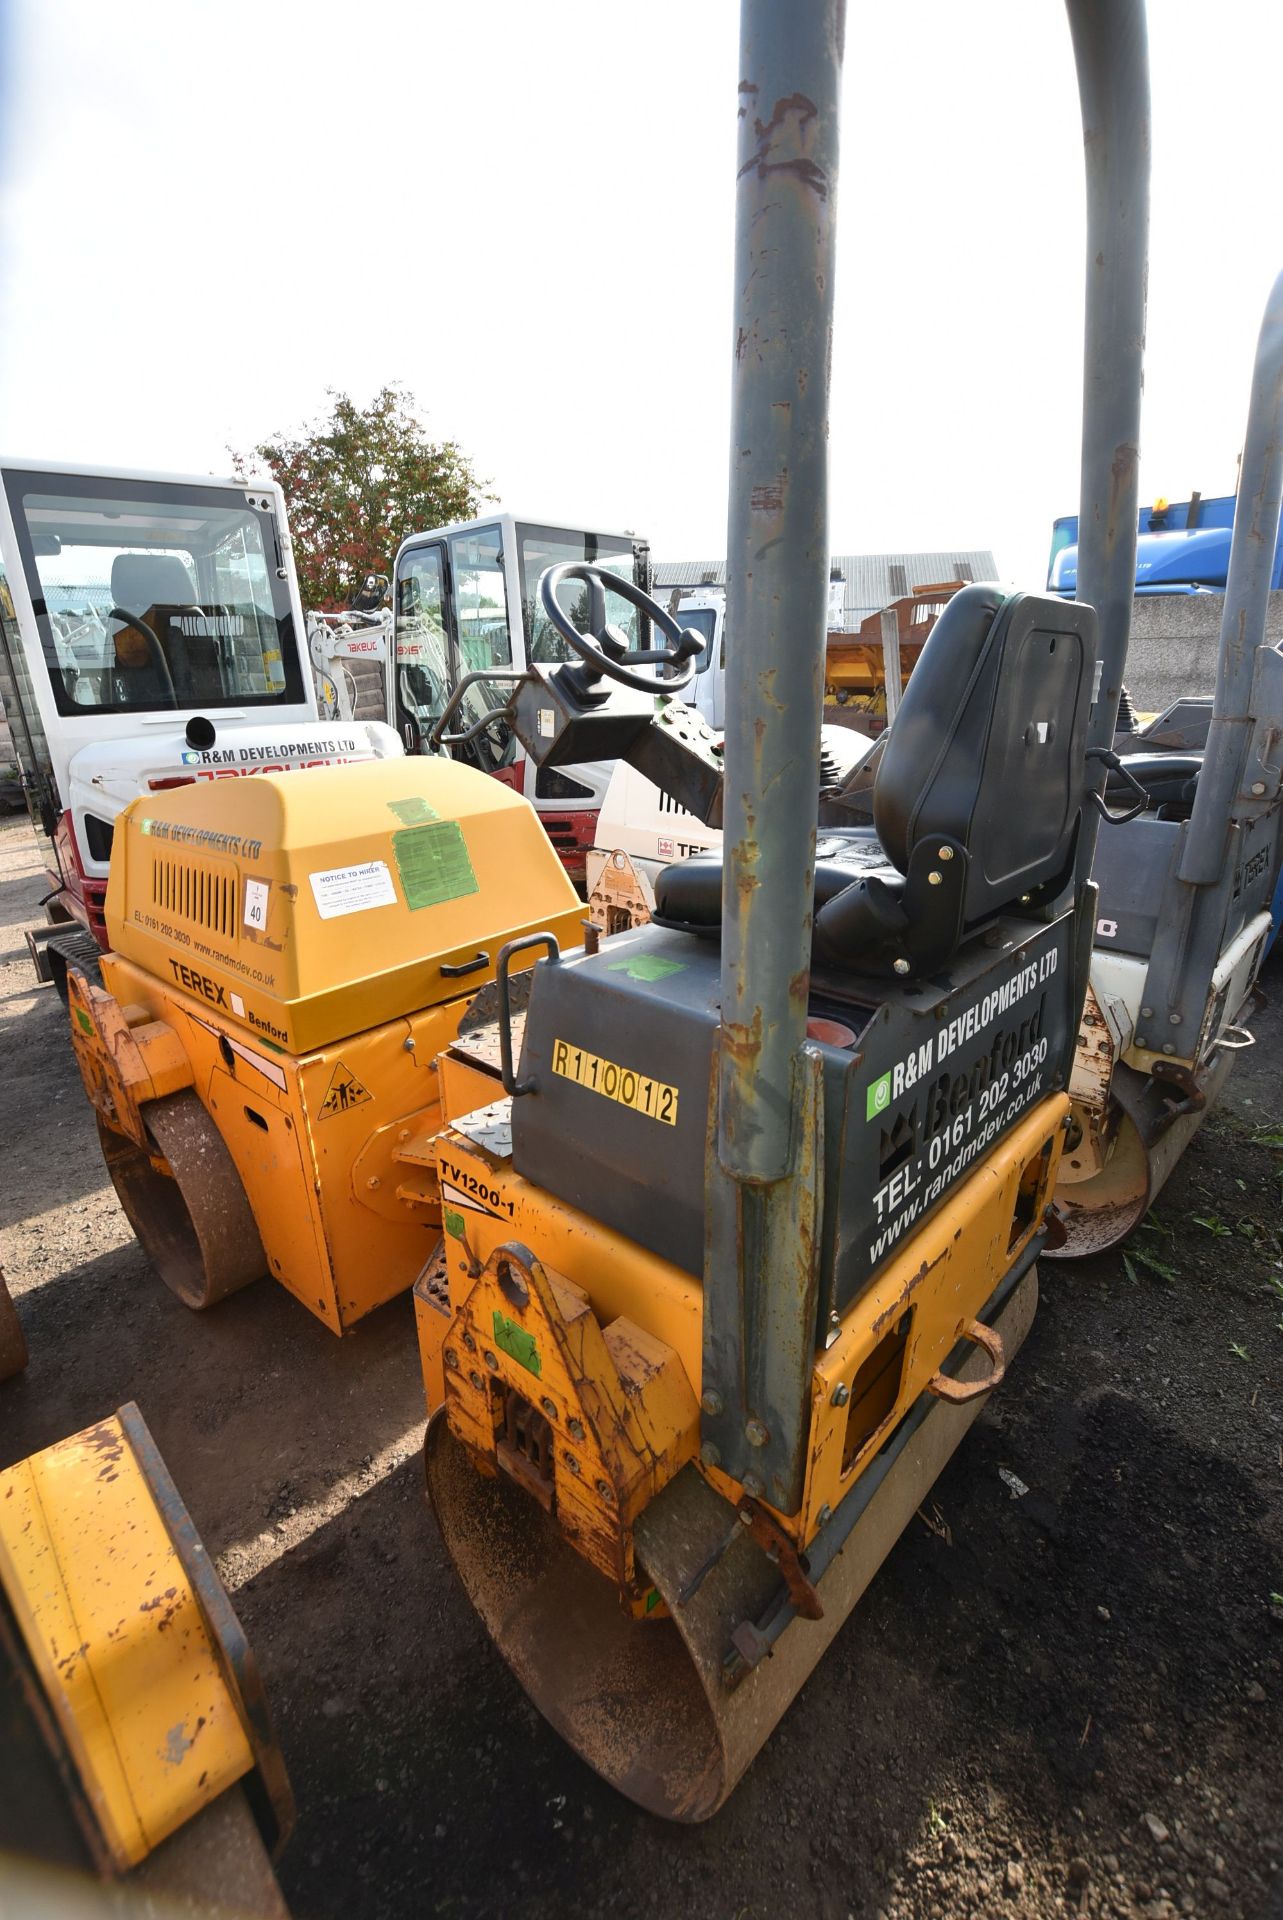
[873,583,1097,921]
[110,552,199,618]
[110,552,220,701]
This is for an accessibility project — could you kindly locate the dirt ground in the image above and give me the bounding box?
[1,810,1280,1920]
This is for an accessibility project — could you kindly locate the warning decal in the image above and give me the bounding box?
[387,794,439,826]
[318,1062,372,1120]
[392,821,478,911]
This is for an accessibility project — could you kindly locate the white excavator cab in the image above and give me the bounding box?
[0,459,401,981]
[393,512,652,882]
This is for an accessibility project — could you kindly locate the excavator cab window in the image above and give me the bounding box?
[394,542,452,747]
[4,470,305,715]
[443,526,516,772]
[517,523,640,664]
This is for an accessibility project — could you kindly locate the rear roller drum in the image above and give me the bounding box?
[427,1267,1038,1822]
[97,1092,267,1310]
[1049,1051,1233,1259]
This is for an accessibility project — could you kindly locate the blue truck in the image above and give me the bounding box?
[1048,490,1283,596]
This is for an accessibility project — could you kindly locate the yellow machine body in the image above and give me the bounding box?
[419,1062,1066,1817]
[104,757,584,1055]
[69,759,586,1331]
[0,1405,291,1876]
[417,1063,1068,1597]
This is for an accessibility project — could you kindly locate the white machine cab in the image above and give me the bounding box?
[392,511,652,882]
[0,458,401,977]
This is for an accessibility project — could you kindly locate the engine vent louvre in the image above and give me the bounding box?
[151,857,238,939]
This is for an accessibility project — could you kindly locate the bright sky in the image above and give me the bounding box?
[2,1,1280,586]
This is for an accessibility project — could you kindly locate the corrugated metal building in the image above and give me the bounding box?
[654,550,998,629]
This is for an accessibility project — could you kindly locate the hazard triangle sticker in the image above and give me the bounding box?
[319,1062,372,1120]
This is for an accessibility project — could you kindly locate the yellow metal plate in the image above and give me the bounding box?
[0,1415,253,1869]
[551,1038,679,1125]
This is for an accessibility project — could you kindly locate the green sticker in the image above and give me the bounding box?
[443,1208,466,1240]
[74,1007,94,1035]
[492,1310,541,1378]
[643,1586,661,1614]
[866,1070,892,1121]
[388,795,439,826]
[607,954,686,983]
[392,822,478,910]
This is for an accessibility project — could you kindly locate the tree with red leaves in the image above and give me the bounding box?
[233,385,489,609]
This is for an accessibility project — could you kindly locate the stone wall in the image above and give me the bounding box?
[1123,590,1283,712]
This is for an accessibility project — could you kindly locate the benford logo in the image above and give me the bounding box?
[866,1071,892,1121]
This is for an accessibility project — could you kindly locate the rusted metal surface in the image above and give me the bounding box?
[925,1317,1006,1405]
[99,1093,266,1310]
[494,1384,556,1513]
[66,967,193,1152]
[427,1270,1037,1822]
[1049,1049,1233,1257]
[587,848,654,935]
[734,1497,823,1620]
[704,0,847,1507]
[717,0,843,1184]
[702,1047,824,1512]
[1061,977,1132,1186]
[442,1242,699,1607]
[1068,979,1121,1125]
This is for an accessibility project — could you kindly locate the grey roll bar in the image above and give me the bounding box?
[1068,0,1151,887]
[713,1,842,1190]
[1178,267,1283,886]
[701,0,1152,1507]
[1134,268,1283,1050]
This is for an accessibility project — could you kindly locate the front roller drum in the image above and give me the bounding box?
[97,1092,267,1310]
[427,1267,1038,1822]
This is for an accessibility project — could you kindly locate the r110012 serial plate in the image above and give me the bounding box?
[551,1039,679,1125]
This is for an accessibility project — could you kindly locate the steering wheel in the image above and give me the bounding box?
[538,563,705,694]
[109,607,178,704]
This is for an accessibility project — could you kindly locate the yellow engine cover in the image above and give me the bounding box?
[105,758,583,1054]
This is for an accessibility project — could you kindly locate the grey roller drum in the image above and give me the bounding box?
[97,1092,267,1310]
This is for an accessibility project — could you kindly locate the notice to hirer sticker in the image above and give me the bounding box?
[308,858,398,920]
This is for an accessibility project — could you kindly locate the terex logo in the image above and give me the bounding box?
[168,959,228,1008]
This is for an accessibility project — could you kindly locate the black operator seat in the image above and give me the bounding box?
[110,552,220,702]
[653,584,1099,978]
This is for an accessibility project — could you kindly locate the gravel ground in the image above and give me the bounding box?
[1,811,1280,1920]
